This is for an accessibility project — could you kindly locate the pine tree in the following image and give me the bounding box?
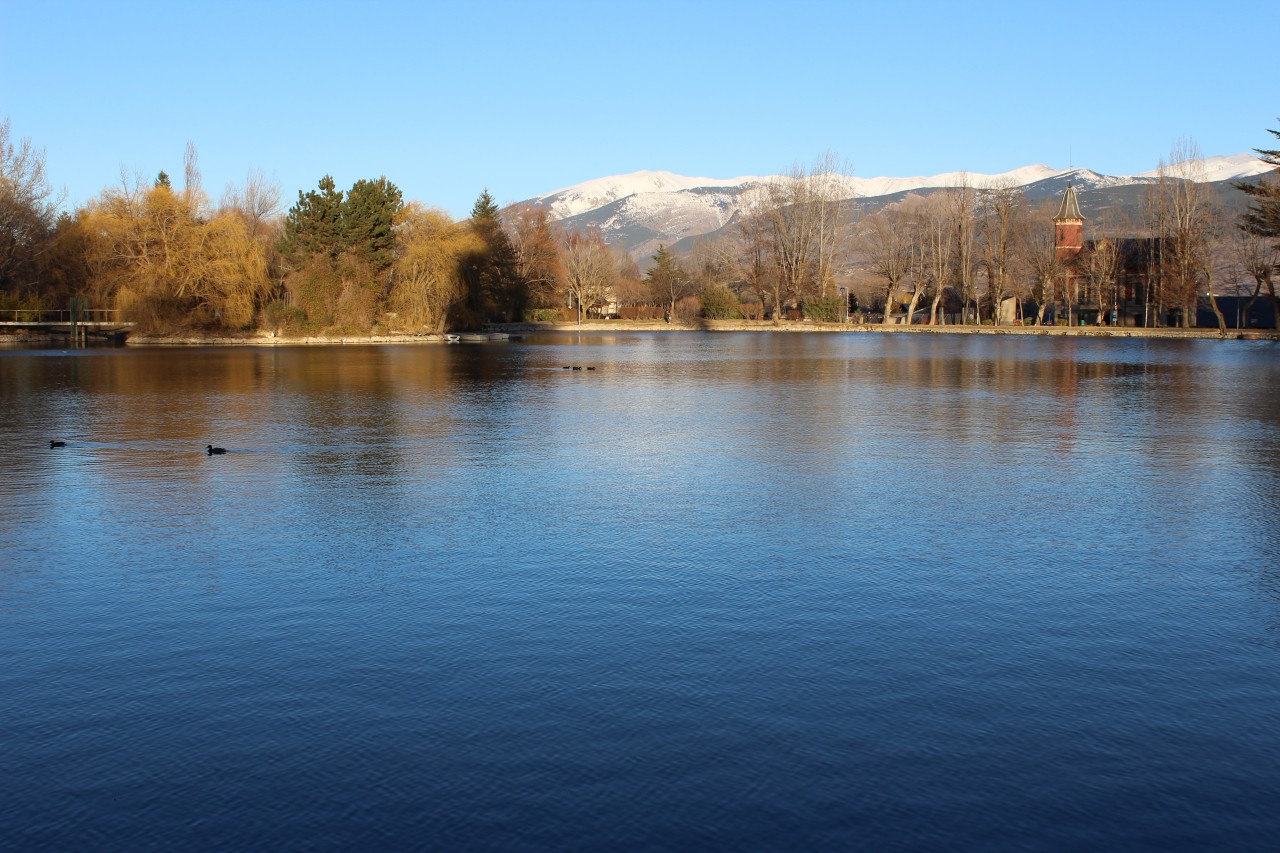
[471,187,500,221]
[463,189,520,321]
[154,171,171,189]
[1234,123,1280,328]
[1236,123,1280,245]
[343,177,403,271]
[279,175,345,264]
[645,245,687,320]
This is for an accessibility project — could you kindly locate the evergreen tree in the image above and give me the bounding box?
[1235,123,1280,327]
[279,175,345,264]
[1236,123,1280,246]
[154,171,171,189]
[471,187,500,221]
[463,188,520,321]
[645,245,688,319]
[343,176,403,271]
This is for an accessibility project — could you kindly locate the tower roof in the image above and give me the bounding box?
[1055,184,1083,221]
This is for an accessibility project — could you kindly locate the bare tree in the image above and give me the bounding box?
[503,203,562,310]
[1236,231,1279,328]
[221,169,282,237]
[919,191,956,325]
[1084,235,1122,325]
[1145,139,1212,327]
[861,207,913,324]
[1024,200,1065,325]
[0,117,61,293]
[737,186,782,320]
[978,180,1025,325]
[947,179,979,323]
[561,229,615,325]
[1200,202,1231,335]
[182,140,203,210]
[759,153,852,314]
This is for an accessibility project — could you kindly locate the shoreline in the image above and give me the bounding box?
[113,322,1280,346]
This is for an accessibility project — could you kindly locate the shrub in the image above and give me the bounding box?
[674,295,702,323]
[803,293,845,322]
[620,305,664,320]
[700,285,742,320]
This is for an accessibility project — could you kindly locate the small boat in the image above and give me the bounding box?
[445,334,460,343]
[456,332,510,343]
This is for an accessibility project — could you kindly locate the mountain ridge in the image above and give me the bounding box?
[520,153,1273,259]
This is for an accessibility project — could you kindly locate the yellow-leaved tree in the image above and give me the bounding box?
[80,163,272,331]
[390,203,482,332]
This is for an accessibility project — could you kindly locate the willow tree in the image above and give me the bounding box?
[389,203,481,333]
[80,177,270,329]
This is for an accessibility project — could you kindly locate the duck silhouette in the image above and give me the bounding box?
[49,440,66,448]
[206,445,227,455]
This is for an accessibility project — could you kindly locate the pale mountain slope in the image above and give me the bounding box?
[523,154,1271,258]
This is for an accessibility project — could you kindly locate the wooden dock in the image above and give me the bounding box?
[0,307,133,344]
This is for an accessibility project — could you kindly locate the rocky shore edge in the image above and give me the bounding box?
[78,322,1280,346]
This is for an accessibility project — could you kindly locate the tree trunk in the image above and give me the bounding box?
[930,292,943,325]
[1209,292,1226,336]
[905,289,923,326]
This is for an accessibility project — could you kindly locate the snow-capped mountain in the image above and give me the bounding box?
[520,154,1273,259]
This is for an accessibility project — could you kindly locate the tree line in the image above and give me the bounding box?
[669,140,1280,331]
[2,120,1278,333]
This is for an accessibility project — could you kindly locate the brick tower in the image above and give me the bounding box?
[1054,183,1084,263]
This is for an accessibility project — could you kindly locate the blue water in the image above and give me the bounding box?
[2,333,1279,850]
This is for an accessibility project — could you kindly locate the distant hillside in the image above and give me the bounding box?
[516,154,1272,259]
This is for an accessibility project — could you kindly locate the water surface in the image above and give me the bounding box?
[2,333,1279,850]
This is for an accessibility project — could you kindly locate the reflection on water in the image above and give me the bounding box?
[2,333,1279,850]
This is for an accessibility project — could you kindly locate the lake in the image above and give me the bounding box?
[2,332,1278,850]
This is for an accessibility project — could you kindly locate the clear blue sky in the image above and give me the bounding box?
[2,0,1274,217]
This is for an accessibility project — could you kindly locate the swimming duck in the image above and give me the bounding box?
[50,440,66,448]
[207,445,227,455]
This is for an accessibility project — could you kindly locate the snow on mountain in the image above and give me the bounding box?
[1136,152,1273,183]
[534,170,771,219]
[524,154,1271,258]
